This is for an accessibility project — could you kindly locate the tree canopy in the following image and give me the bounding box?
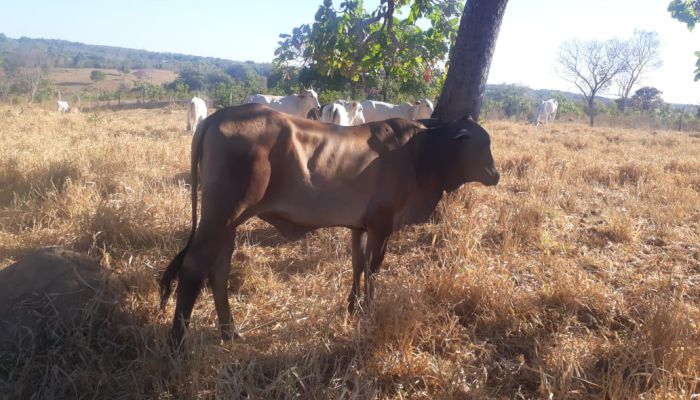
[630,86,665,111]
[615,30,662,112]
[274,0,462,100]
[557,38,626,126]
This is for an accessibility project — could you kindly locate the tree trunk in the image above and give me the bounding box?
[588,97,595,126]
[432,0,509,121]
[619,97,628,113]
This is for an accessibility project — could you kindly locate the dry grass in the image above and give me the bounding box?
[1,106,699,399]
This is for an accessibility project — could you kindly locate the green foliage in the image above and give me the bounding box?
[630,86,665,111]
[176,67,207,92]
[593,99,619,116]
[166,80,189,98]
[318,89,349,105]
[668,0,700,80]
[551,94,583,116]
[131,81,162,102]
[481,86,587,119]
[668,0,700,29]
[503,95,531,117]
[35,78,57,102]
[274,0,461,101]
[482,84,536,118]
[211,81,245,108]
[210,70,270,108]
[206,70,233,86]
[266,66,301,95]
[90,70,106,81]
[225,64,258,82]
[118,64,131,74]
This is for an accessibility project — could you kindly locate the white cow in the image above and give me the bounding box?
[187,96,208,134]
[57,101,70,113]
[360,98,434,122]
[319,100,365,126]
[247,88,320,118]
[533,99,558,126]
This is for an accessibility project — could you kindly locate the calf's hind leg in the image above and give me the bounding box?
[207,225,241,341]
[171,188,248,347]
[172,216,231,347]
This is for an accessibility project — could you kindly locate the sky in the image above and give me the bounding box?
[1,0,698,104]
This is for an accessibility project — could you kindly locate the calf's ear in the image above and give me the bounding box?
[456,114,474,123]
[453,128,472,140]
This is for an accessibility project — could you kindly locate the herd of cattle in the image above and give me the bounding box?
[185,88,437,133]
[54,88,557,128]
[184,89,559,131]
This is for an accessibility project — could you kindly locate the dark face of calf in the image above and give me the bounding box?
[439,118,500,191]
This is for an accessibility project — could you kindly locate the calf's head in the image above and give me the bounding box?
[429,116,500,191]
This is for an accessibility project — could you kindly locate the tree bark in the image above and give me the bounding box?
[432,0,509,121]
[588,97,595,126]
[619,97,628,113]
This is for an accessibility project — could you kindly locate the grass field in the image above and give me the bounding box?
[0,104,699,399]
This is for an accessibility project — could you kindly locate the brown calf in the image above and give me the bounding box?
[160,103,499,346]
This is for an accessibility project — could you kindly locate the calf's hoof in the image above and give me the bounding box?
[221,326,243,342]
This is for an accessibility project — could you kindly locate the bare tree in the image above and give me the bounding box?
[432,0,510,121]
[557,38,626,126]
[616,30,662,113]
[15,68,44,102]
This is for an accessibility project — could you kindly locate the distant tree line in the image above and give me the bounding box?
[482,83,699,131]
[0,33,274,106]
[0,11,697,132]
[0,34,264,71]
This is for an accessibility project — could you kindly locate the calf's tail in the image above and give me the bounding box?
[160,113,208,309]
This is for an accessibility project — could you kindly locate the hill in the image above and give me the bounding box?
[0,34,275,104]
[0,33,273,73]
[486,83,614,105]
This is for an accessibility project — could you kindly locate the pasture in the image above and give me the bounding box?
[48,68,178,97]
[1,104,699,398]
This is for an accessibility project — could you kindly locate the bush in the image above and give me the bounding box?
[90,70,106,82]
[211,81,246,108]
[35,79,57,102]
[318,89,350,105]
